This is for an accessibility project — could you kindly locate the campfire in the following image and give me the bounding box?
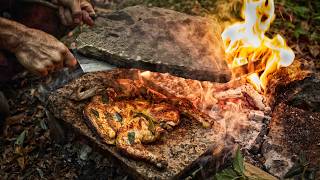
[43,0,317,179]
[1,0,319,179]
[221,0,295,92]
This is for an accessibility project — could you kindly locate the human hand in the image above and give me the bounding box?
[52,0,95,26]
[13,28,77,76]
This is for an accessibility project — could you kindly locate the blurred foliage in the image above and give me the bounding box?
[270,0,320,41]
[122,0,319,45]
[124,0,320,61]
[268,0,320,61]
[121,0,242,20]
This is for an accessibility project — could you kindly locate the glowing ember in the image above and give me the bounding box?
[221,0,295,91]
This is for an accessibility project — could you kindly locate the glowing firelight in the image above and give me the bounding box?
[221,0,295,91]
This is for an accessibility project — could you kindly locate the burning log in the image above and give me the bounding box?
[221,0,295,92]
[248,111,271,122]
[140,70,271,153]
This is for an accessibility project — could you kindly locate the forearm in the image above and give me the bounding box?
[0,17,27,52]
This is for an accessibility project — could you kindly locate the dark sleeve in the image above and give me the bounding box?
[0,0,15,13]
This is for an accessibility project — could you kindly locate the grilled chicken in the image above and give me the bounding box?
[84,79,214,168]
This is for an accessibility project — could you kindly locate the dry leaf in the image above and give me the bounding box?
[15,146,24,156]
[308,45,320,58]
[17,157,26,170]
[5,113,26,126]
[15,130,27,146]
[244,162,277,180]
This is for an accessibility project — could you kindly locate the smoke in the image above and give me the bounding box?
[141,71,270,155]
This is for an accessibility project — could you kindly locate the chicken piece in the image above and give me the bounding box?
[84,102,117,144]
[84,78,215,168]
[84,98,178,168]
[114,79,213,127]
[116,116,167,169]
[159,97,213,128]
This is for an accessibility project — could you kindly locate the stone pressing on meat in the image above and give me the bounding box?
[262,103,320,178]
[76,5,231,82]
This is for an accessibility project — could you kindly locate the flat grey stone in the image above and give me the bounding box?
[47,69,229,179]
[76,5,231,82]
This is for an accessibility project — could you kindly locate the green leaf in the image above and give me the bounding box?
[15,130,27,146]
[133,111,155,134]
[147,117,155,135]
[39,119,47,130]
[128,132,135,145]
[233,148,244,175]
[314,15,320,21]
[292,6,309,19]
[299,152,307,165]
[191,166,203,177]
[101,95,109,104]
[215,168,239,180]
[285,22,295,29]
[90,109,99,118]
[310,32,320,41]
[113,112,123,122]
[284,165,303,178]
[293,27,306,39]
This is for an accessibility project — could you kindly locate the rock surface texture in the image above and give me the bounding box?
[76,6,231,82]
[262,103,320,178]
[48,69,228,179]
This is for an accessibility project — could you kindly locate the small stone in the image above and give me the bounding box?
[79,145,92,161]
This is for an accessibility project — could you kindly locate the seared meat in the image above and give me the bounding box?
[84,79,214,168]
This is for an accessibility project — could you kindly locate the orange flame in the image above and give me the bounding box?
[221,0,295,92]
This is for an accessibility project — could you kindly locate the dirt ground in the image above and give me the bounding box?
[0,0,319,179]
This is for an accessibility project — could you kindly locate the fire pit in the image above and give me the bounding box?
[45,0,320,179]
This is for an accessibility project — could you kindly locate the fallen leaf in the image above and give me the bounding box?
[300,21,309,31]
[36,168,44,178]
[17,157,26,170]
[15,130,27,146]
[39,119,48,130]
[5,113,26,126]
[308,45,320,57]
[215,168,239,180]
[15,146,24,155]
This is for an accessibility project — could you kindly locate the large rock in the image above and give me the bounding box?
[262,103,320,178]
[47,69,229,179]
[273,77,320,112]
[76,6,231,82]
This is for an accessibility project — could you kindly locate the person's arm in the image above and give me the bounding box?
[54,0,95,26]
[0,17,76,76]
[0,17,25,52]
